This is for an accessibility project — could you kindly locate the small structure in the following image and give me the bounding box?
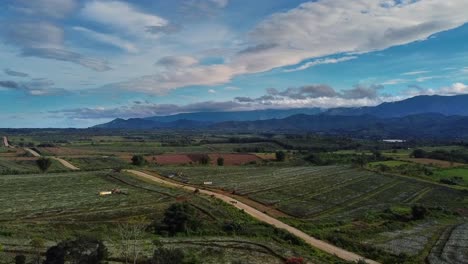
[99,188,128,196]
[203,181,213,185]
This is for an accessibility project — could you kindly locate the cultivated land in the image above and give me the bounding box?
[0,130,467,263]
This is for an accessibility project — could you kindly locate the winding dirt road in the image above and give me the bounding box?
[24,147,80,170]
[3,136,11,148]
[52,157,80,170]
[24,148,41,157]
[126,169,380,264]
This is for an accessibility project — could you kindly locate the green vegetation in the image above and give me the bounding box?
[1,130,467,263]
[36,157,52,173]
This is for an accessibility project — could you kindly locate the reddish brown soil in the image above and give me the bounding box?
[208,153,260,165]
[146,153,261,165]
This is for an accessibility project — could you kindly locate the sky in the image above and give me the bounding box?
[0,0,467,128]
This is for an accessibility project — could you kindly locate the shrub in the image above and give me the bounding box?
[411,205,428,220]
[131,155,146,166]
[14,255,26,264]
[275,151,286,162]
[199,155,210,165]
[152,247,185,264]
[36,158,52,173]
[44,237,108,264]
[217,157,224,166]
[160,202,200,235]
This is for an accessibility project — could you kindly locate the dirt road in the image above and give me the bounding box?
[126,169,380,264]
[24,148,41,157]
[23,147,80,170]
[52,157,80,170]
[3,136,11,148]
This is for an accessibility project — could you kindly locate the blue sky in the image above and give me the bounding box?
[0,0,467,128]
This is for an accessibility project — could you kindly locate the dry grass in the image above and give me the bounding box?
[405,158,466,168]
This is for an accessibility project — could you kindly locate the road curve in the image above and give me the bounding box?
[24,148,41,157]
[24,147,80,170]
[52,157,80,170]
[126,169,380,264]
[3,136,10,148]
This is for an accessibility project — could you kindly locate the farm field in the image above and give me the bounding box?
[148,153,262,165]
[64,156,128,170]
[0,158,70,174]
[153,165,468,263]
[0,169,343,264]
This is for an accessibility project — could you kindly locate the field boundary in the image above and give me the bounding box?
[126,169,381,264]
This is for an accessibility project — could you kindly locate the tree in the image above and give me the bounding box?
[131,155,146,166]
[152,247,185,264]
[411,205,428,220]
[199,155,210,165]
[30,237,45,264]
[411,149,426,158]
[275,151,286,162]
[36,158,52,173]
[217,157,224,166]
[161,202,199,235]
[44,237,108,264]
[114,218,151,264]
[14,255,26,264]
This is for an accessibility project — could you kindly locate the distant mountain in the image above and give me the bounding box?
[93,95,468,138]
[144,108,323,122]
[325,94,468,117]
[93,118,210,129]
[94,108,323,129]
[212,113,468,138]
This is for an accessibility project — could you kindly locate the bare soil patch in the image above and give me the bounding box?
[405,158,465,168]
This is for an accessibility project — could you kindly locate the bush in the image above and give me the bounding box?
[36,158,52,173]
[159,202,200,235]
[199,155,210,165]
[131,155,146,166]
[411,205,428,220]
[217,157,224,166]
[14,255,26,264]
[411,149,426,158]
[152,247,185,264]
[275,151,286,162]
[44,237,108,264]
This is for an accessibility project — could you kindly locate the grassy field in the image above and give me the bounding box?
[0,170,343,263]
[152,165,468,263]
[64,156,128,170]
[0,158,70,174]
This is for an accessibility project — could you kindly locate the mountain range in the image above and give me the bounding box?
[93,95,468,138]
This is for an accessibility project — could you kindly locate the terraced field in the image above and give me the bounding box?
[0,170,341,263]
[0,158,70,174]
[64,156,128,170]
[154,166,466,219]
[0,171,179,221]
[153,165,468,262]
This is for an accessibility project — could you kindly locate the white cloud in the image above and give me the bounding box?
[405,82,468,96]
[81,1,168,38]
[208,89,216,93]
[402,70,431,76]
[440,82,468,95]
[224,86,240,91]
[381,79,407,85]
[156,56,199,68]
[115,0,468,94]
[73,27,138,53]
[5,22,110,71]
[15,0,77,18]
[210,0,229,8]
[284,56,357,72]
